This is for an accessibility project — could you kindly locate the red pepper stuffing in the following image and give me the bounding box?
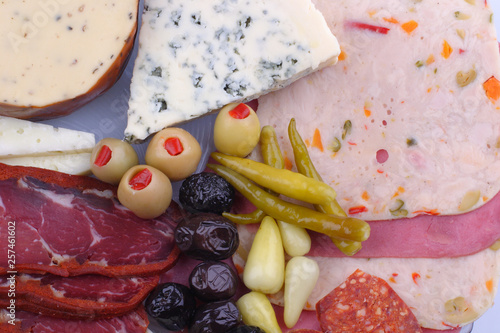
[412,272,421,285]
[345,21,390,34]
[129,168,153,191]
[94,145,112,167]
[348,206,368,215]
[229,103,250,119]
[412,209,440,216]
[164,137,184,156]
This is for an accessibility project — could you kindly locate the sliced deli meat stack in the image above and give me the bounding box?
[125,0,340,142]
[0,274,158,319]
[0,164,182,277]
[0,307,149,333]
[232,0,500,330]
[0,0,139,119]
[256,0,500,220]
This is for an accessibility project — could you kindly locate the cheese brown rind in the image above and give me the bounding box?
[125,0,340,142]
[0,0,139,119]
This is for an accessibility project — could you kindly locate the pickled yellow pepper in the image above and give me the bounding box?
[210,152,337,206]
[288,118,363,256]
[207,164,370,242]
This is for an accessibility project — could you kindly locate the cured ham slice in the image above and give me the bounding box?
[0,164,182,277]
[0,307,149,333]
[0,274,158,319]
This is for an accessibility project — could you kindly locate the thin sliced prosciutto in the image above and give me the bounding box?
[0,274,158,319]
[0,164,182,277]
[0,307,149,333]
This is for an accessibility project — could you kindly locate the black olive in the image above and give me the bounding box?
[179,172,234,214]
[175,213,239,260]
[189,261,238,302]
[227,325,266,333]
[189,300,241,333]
[145,282,196,331]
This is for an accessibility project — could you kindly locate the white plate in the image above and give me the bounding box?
[39,1,500,332]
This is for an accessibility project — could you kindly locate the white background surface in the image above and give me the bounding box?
[39,1,500,332]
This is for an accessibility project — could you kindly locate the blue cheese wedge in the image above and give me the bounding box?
[125,0,340,142]
[0,117,95,175]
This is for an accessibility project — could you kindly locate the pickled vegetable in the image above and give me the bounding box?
[189,300,241,333]
[117,165,172,219]
[211,152,337,206]
[243,216,285,294]
[277,220,311,257]
[288,118,362,256]
[189,261,238,302]
[207,164,370,243]
[90,138,139,185]
[283,257,319,328]
[145,127,202,181]
[236,291,281,333]
[145,282,196,331]
[179,172,234,214]
[175,213,239,260]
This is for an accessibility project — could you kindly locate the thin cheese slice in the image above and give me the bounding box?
[0,117,95,175]
[0,153,93,176]
[0,117,95,158]
[125,0,340,142]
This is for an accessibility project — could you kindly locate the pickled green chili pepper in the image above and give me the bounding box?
[211,152,337,206]
[207,164,370,242]
[261,125,285,169]
[288,118,362,256]
[223,126,283,225]
[223,209,266,225]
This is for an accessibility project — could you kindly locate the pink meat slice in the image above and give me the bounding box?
[0,164,182,277]
[232,188,500,258]
[0,307,149,333]
[0,274,158,319]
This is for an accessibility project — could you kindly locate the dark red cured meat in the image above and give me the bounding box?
[158,257,463,333]
[316,269,422,333]
[0,274,158,319]
[0,164,182,277]
[0,307,149,333]
[232,188,500,258]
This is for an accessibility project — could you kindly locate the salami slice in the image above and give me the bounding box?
[316,269,422,333]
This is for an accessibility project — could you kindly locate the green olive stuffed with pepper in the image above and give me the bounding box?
[145,127,202,182]
[117,165,172,219]
[214,103,260,157]
[90,138,139,185]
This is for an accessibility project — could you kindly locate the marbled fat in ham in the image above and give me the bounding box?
[0,164,182,277]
